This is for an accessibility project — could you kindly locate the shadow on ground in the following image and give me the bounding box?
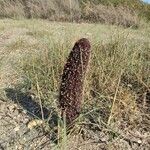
[4,88,58,126]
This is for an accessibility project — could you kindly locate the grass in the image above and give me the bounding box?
[0,19,150,149]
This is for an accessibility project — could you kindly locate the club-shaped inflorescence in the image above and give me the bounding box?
[59,38,91,126]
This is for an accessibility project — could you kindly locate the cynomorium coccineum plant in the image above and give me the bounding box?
[59,38,91,126]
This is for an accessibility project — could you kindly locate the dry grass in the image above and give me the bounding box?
[82,2,140,28]
[0,0,81,21]
[0,0,141,28]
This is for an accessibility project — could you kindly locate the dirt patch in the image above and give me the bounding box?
[0,99,53,150]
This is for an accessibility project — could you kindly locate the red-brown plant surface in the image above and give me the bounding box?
[59,38,91,125]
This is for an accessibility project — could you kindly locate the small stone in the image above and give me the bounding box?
[27,119,43,129]
[127,84,132,88]
[14,126,20,132]
[137,139,142,144]
[22,110,27,114]
[8,105,15,112]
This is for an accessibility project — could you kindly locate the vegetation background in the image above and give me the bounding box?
[0,0,150,27]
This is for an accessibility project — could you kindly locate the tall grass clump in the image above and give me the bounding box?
[21,43,66,107]
[89,38,149,126]
[80,0,150,22]
[82,2,140,28]
[0,0,81,21]
[0,0,25,18]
